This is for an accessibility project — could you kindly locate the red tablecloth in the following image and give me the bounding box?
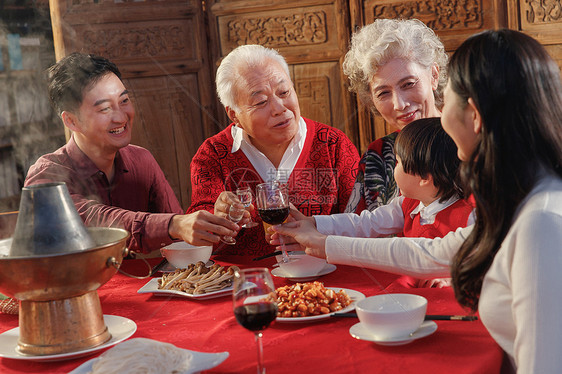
[0,256,503,373]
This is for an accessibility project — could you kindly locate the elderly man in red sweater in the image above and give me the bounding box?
[187,45,360,258]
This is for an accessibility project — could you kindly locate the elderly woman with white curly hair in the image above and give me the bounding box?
[343,18,449,214]
[187,44,359,258]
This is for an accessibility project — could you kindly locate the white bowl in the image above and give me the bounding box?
[160,242,212,268]
[356,294,427,340]
[276,251,327,278]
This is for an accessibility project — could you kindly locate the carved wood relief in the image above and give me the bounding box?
[225,11,328,48]
[371,0,483,30]
[216,5,344,60]
[525,0,562,23]
[364,0,505,52]
[74,22,195,60]
[510,0,562,49]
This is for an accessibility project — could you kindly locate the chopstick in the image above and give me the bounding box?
[150,258,169,276]
[331,311,478,321]
[252,251,282,261]
[426,315,478,321]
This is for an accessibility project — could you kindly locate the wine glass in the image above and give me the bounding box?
[233,268,278,374]
[221,204,245,245]
[236,186,258,228]
[255,181,291,263]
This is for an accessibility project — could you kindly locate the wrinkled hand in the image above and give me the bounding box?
[271,219,327,259]
[169,210,239,246]
[213,191,251,226]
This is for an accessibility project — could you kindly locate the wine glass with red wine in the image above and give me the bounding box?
[233,268,278,374]
[256,181,291,262]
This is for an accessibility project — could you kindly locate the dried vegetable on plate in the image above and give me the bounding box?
[158,262,239,295]
[275,281,352,318]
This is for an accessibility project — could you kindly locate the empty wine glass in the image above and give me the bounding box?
[236,186,258,228]
[256,181,290,263]
[221,204,245,245]
[233,268,278,374]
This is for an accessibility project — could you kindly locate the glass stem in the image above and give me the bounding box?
[255,331,265,374]
[278,235,289,263]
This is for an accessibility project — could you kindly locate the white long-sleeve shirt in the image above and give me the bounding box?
[314,194,475,239]
[317,172,562,373]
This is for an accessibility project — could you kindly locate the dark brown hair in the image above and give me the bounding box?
[449,29,562,311]
[47,52,122,116]
[395,117,464,202]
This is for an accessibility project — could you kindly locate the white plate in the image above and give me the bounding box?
[349,320,438,346]
[271,264,337,282]
[69,347,229,374]
[138,278,233,300]
[0,315,137,362]
[276,287,365,323]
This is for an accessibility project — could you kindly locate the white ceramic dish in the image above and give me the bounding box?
[276,287,365,323]
[275,252,328,277]
[138,278,233,300]
[349,320,437,346]
[356,293,428,340]
[69,347,229,374]
[160,242,213,268]
[0,315,137,362]
[271,263,337,282]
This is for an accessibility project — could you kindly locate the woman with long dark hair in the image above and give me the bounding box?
[273,29,562,372]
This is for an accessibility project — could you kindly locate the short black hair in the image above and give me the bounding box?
[394,117,464,201]
[47,52,122,116]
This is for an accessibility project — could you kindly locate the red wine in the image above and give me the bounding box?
[234,302,278,331]
[258,207,289,225]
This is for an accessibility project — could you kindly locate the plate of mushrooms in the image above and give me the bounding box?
[137,262,239,300]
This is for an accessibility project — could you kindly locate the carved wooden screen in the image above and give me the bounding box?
[49,0,217,209]
[206,0,359,149]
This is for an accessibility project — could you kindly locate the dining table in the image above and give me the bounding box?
[0,254,504,374]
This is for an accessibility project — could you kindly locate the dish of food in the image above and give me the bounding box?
[275,283,365,323]
[154,262,238,296]
[0,315,137,362]
[69,340,229,374]
[271,264,337,282]
[138,278,233,300]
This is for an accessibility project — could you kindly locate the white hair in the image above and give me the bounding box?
[216,45,291,112]
[343,18,448,112]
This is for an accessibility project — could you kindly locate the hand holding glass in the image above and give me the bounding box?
[236,187,258,228]
[233,268,278,374]
[256,182,290,262]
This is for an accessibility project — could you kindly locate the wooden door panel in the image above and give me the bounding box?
[125,74,203,206]
[292,61,346,132]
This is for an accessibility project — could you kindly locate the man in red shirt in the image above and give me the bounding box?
[25,53,238,253]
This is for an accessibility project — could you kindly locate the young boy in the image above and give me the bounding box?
[308,117,474,287]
